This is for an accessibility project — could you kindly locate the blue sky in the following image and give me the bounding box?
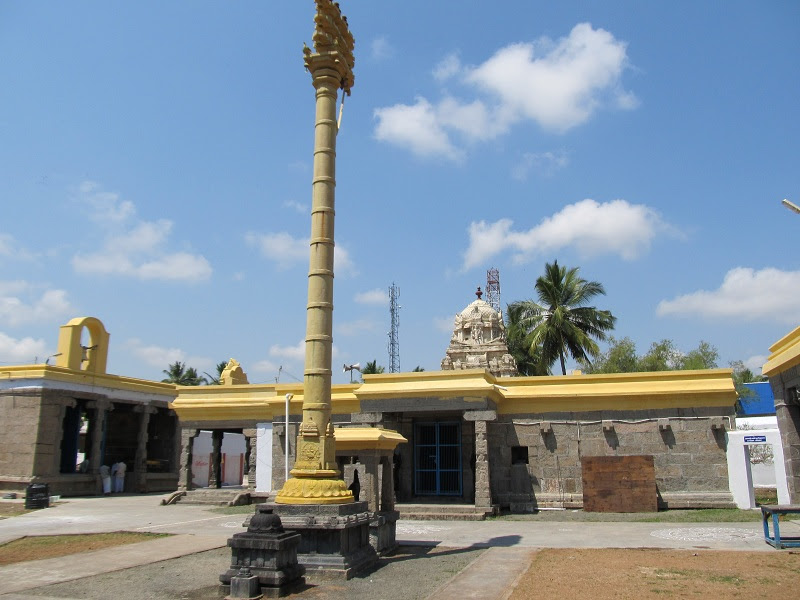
[1,1,798,384]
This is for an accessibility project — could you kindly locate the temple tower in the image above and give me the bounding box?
[441,287,518,378]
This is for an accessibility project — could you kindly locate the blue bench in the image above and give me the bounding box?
[761,504,800,549]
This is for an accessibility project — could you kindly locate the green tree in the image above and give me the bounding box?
[506,303,551,375]
[161,361,206,386]
[637,339,682,371]
[584,339,722,374]
[730,360,764,414]
[412,366,425,372]
[581,336,638,374]
[507,261,616,375]
[360,359,385,380]
[680,341,719,370]
[204,361,228,385]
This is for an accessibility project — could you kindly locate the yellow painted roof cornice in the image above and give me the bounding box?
[762,325,800,377]
[334,427,407,451]
[0,364,176,398]
[495,368,736,413]
[356,369,504,402]
[170,382,361,422]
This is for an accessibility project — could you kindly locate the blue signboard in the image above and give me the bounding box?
[743,435,767,444]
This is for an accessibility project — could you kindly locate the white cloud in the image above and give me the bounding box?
[656,267,800,323]
[466,24,635,132]
[512,150,569,180]
[268,340,305,361]
[433,53,462,81]
[251,358,281,375]
[80,180,136,224]
[374,23,635,160]
[374,98,463,161]
[283,200,307,214]
[462,199,670,270]
[371,36,394,61]
[355,288,389,306]
[246,232,357,276]
[0,281,74,327]
[744,355,767,374]
[0,331,50,364]
[126,338,212,372]
[0,233,35,261]
[73,182,212,283]
[246,232,308,269]
[336,318,379,336]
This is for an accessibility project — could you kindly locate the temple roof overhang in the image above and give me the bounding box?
[762,325,800,377]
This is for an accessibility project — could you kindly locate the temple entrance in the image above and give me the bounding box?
[414,421,462,496]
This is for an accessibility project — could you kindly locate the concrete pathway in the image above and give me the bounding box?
[427,547,538,600]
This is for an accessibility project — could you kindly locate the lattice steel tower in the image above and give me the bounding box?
[388,283,400,373]
[486,267,501,313]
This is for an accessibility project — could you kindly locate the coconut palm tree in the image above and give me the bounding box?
[204,361,229,385]
[161,361,207,386]
[506,305,551,376]
[507,261,616,375]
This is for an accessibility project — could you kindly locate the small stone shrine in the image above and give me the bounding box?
[219,506,304,598]
[441,287,518,377]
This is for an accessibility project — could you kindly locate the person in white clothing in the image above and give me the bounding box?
[99,464,111,496]
[113,461,126,493]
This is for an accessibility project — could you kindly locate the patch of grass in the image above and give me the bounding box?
[0,532,170,566]
[0,503,29,519]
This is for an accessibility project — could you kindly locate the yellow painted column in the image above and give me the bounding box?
[275,0,354,505]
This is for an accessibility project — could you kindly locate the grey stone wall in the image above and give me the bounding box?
[490,407,734,511]
[769,362,800,503]
[0,391,44,486]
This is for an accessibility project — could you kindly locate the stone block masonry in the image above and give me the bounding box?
[490,408,734,510]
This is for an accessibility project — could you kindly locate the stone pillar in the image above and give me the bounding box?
[464,410,496,509]
[243,428,257,489]
[380,455,395,511]
[209,430,223,489]
[87,400,111,473]
[178,427,199,491]
[359,454,380,512]
[134,405,156,493]
[51,397,77,476]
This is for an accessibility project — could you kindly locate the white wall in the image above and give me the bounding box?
[256,422,273,493]
[726,429,790,508]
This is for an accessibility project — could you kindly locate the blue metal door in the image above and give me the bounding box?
[414,422,462,496]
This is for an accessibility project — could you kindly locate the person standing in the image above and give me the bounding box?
[99,464,111,496]
[113,460,126,493]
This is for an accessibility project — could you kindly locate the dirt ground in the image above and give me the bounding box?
[511,548,800,600]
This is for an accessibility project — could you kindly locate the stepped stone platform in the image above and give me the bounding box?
[173,488,252,507]
[397,503,496,521]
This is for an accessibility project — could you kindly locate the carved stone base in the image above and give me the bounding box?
[274,475,353,505]
[264,502,377,581]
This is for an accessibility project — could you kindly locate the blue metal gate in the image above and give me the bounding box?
[414,422,462,496]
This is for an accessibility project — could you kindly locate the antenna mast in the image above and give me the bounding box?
[388,283,400,373]
[486,267,500,313]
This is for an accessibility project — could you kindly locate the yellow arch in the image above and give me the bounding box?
[55,317,111,374]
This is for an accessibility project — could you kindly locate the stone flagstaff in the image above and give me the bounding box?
[276,0,355,505]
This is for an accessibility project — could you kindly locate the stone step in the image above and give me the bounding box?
[177,488,250,507]
[396,503,494,521]
[400,512,488,521]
